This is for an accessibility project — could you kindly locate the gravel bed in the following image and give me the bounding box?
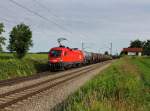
[0,64,94,95]
[6,62,112,111]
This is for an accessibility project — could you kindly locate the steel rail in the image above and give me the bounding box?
[0,64,92,87]
[0,64,97,98]
[0,63,105,109]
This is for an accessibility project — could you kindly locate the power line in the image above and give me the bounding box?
[7,0,90,48]
[32,0,88,39]
[33,0,61,20]
[0,16,38,30]
[8,0,73,35]
[0,6,32,27]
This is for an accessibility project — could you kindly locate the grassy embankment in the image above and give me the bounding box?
[0,53,49,80]
[61,57,150,111]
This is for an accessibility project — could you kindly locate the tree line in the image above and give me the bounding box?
[0,23,33,59]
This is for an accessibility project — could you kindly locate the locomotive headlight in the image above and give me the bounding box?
[59,58,63,62]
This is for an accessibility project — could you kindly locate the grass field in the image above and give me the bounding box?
[0,53,49,80]
[61,57,150,111]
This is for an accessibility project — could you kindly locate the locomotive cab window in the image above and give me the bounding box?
[64,52,67,56]
[50,50,62,57]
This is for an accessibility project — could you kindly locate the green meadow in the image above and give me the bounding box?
[0,53,49,80]
[61,57,150,111]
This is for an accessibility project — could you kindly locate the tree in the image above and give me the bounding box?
[129,39,144,48]
[143,40,150,56]
[104,51,109,55]
[8,23,33,58]
[0,23,6,52]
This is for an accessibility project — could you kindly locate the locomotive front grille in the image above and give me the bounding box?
[49,62,64,70]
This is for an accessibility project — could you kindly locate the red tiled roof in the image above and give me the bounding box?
[123,48,143,52]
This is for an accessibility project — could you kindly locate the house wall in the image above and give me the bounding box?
[127,52,142,56]
[138,52,142,56]
[128,52,136,56]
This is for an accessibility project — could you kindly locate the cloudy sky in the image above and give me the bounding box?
[0,0,150,54]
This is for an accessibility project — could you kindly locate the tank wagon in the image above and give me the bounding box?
[48,46,112,71]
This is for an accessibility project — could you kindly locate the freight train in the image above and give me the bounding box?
[48,45,112,71]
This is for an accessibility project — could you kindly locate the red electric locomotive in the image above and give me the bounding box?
[48,46,84,71]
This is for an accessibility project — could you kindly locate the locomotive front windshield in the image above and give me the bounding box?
[50,50,62,57]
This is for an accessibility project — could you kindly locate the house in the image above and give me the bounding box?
[122,48,143,56]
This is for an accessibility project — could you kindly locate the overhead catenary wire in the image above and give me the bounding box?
[0,6,34,27]
[7,0,93,51]
[33,0,61,20]
[32,0,88,39]
[0,16,39,30]
[8,0,74,36]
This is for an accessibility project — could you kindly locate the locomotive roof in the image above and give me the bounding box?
[51,47,81,51]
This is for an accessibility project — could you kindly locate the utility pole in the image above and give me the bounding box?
[110,42,112,55]
[116,49,118,56]
[81,41,93,52]
[81,41,84,51]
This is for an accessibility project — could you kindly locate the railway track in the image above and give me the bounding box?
[0,72,56,88]
[0,62,109,110]
[0,64,92,87]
